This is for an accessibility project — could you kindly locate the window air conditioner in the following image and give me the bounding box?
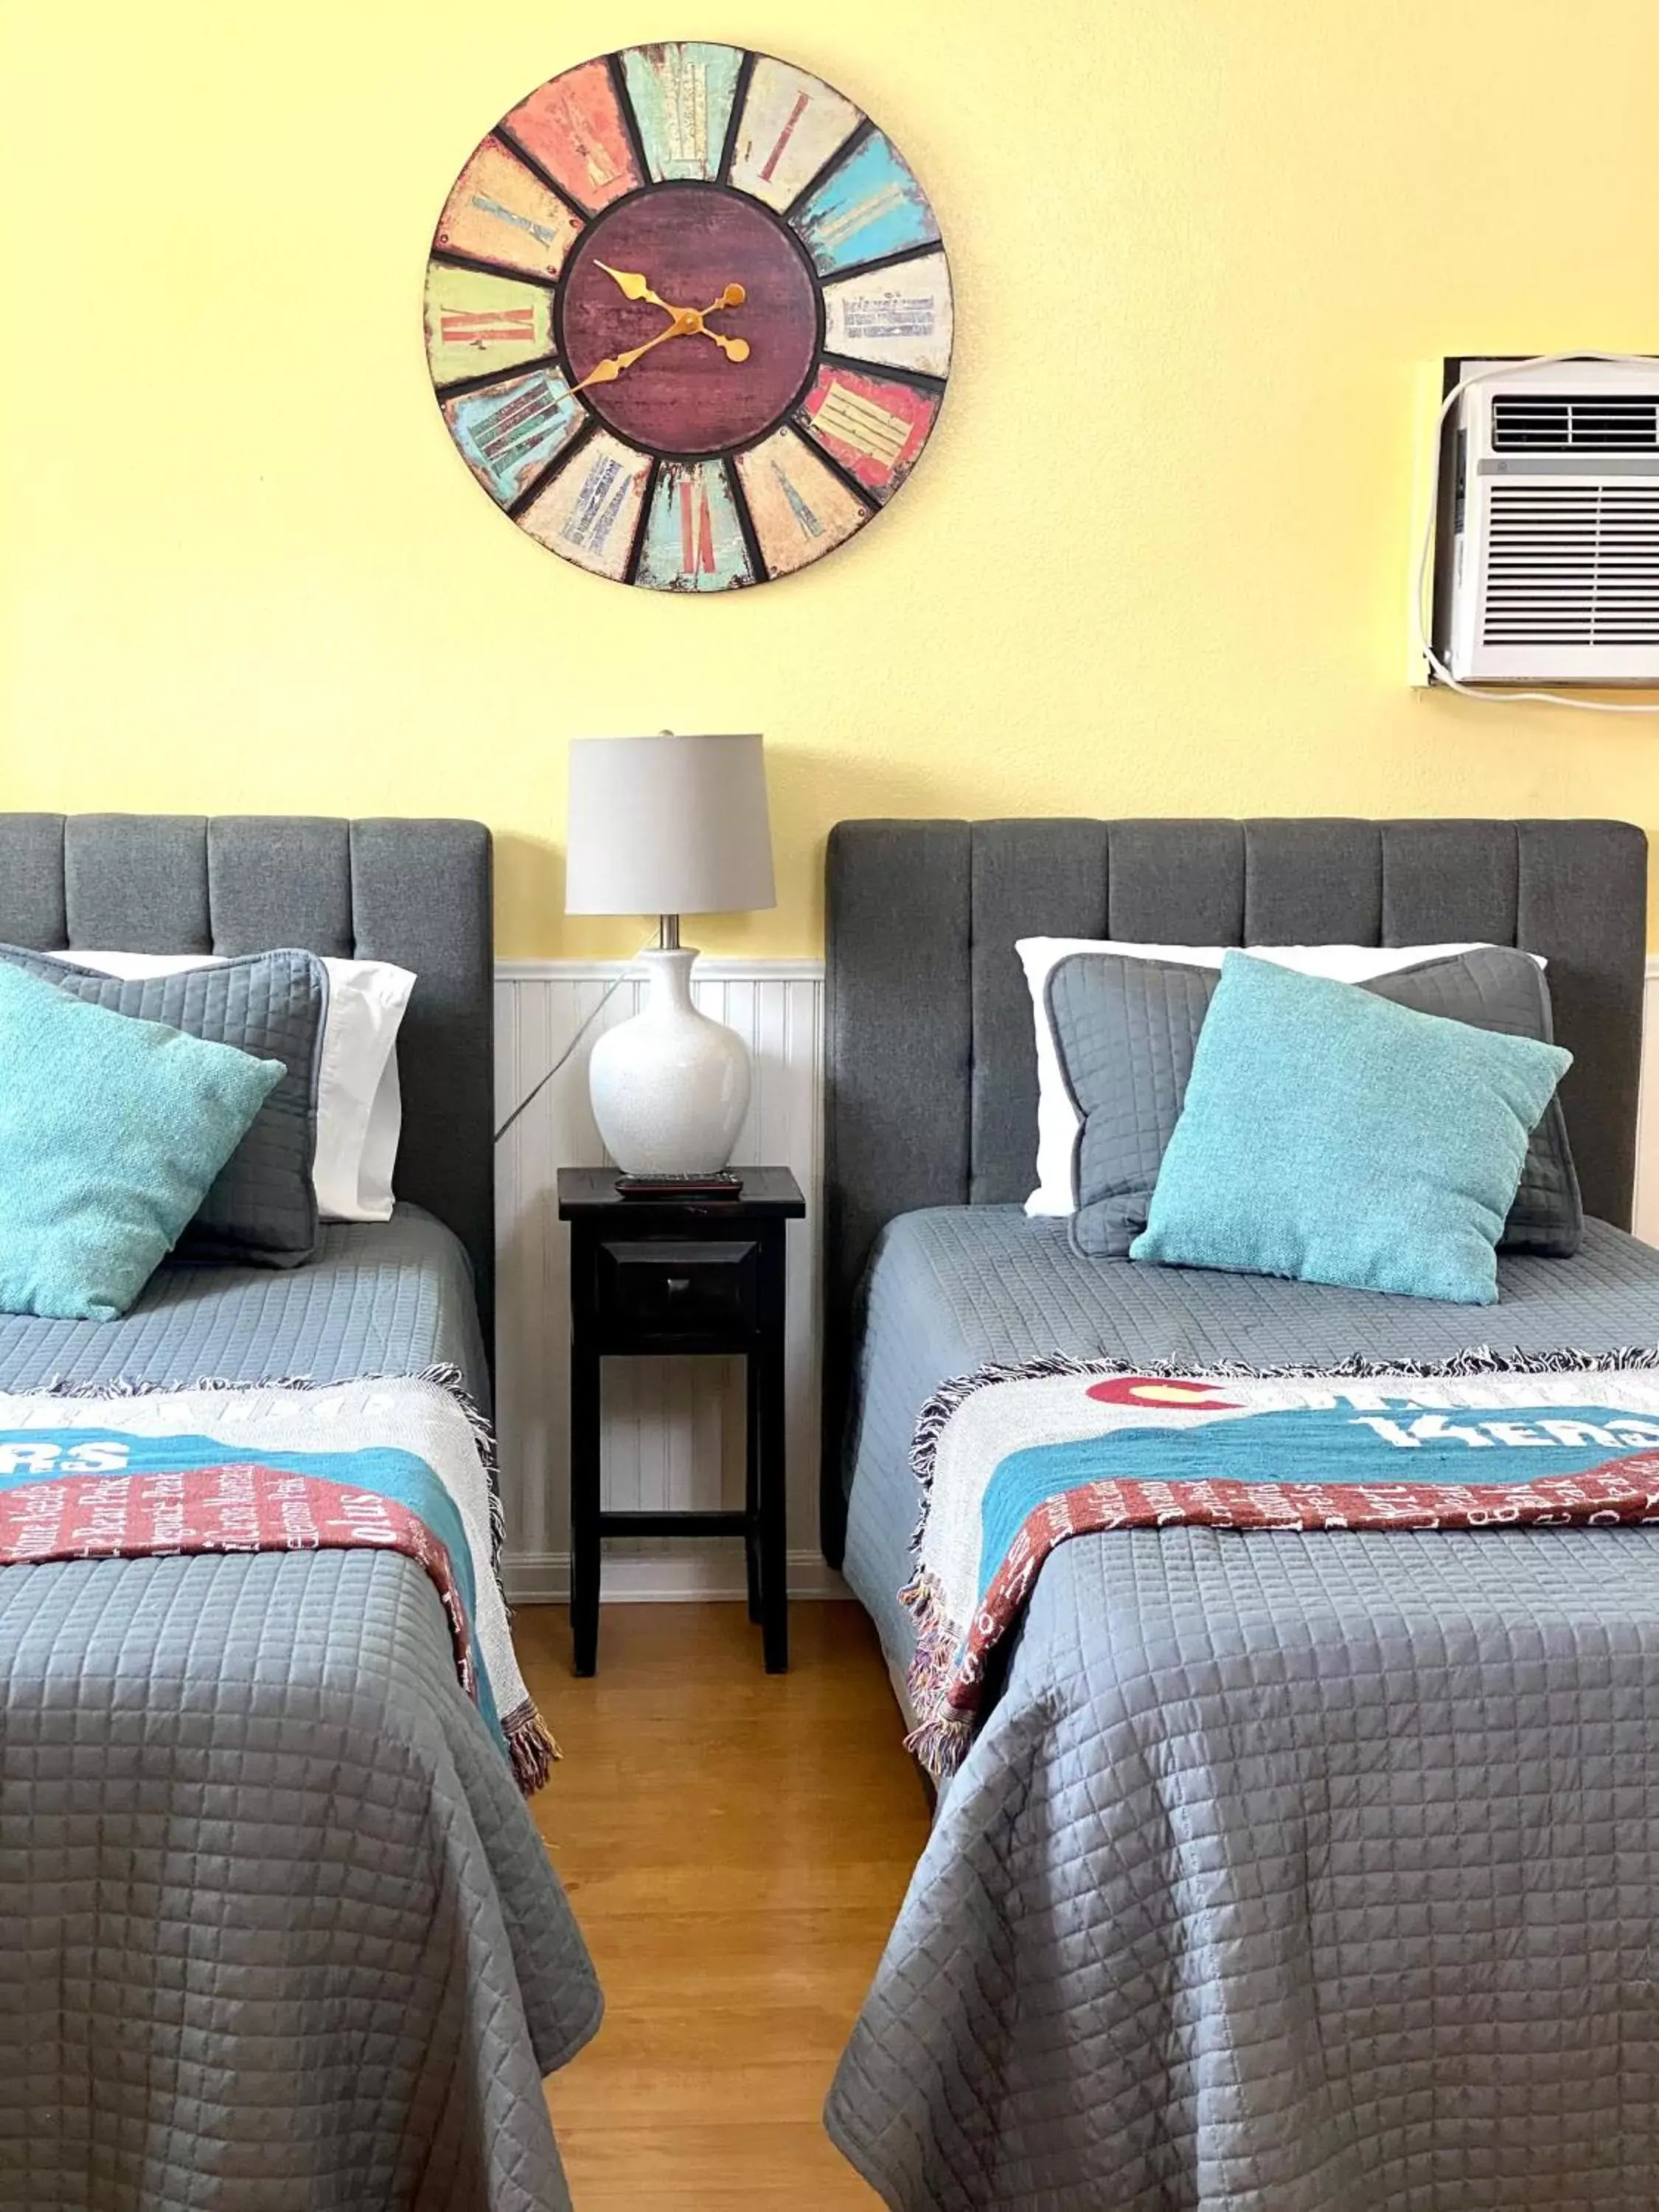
[1436,357,1659,686]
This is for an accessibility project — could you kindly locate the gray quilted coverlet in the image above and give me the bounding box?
[0,1211,599,2211]
[0,1203,487,1402]
[832,1207,1659,2208]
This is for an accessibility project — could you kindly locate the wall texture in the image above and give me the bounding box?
[3,0,1657,956]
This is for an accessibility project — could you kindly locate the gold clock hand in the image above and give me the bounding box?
[682,286,751,361]
[594,261,677,317]
[567,317,689,395]
[566,282,749,399]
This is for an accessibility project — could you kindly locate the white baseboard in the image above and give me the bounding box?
[504,1545,848,1606]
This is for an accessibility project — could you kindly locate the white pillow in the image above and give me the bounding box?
[40,950,415,1222]
[1015,939,1544,1217]
[313,958,413,1220]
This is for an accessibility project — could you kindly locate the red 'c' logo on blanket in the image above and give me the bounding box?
[1086,1377,1242,1410]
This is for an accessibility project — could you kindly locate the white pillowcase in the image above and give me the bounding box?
[1015,939,1543,1217]
[308,958,414,1221]
[41,950,415,1222]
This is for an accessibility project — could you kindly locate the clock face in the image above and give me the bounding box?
[424,45,953,591]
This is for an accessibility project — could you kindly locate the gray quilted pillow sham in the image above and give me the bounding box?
[1,947,326,1267]
[1048,947,1582,1262]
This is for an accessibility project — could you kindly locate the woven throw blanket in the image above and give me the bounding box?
[905,1348,1659,1781]
[0,1369,556,1794]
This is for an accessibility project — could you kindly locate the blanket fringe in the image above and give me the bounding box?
[501,1699,562,1795]
[900,1569,975,1784]
[903,1713,973,1786]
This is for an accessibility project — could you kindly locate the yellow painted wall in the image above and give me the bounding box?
[3,0,1658,956]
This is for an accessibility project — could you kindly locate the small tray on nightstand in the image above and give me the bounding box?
[558,1166,804,1219]
[613,1171,745,1200]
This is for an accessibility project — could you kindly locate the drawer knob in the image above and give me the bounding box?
[664,1276,692,1295]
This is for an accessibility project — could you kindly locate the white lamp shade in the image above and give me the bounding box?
[565,732,776,917]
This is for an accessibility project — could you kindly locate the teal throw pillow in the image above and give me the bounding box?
[0,962,285,1320]
[1129,951,1572,1305]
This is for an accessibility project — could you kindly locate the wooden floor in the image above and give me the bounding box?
[517,1599,931,2208]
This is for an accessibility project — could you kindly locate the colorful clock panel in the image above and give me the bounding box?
[425,44,951,589]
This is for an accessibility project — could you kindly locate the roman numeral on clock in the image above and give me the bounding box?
[758,91,810,184]
[440,307,538,346]
[680,478,717,573]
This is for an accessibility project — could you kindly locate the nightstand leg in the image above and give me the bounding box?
[757,1335,789,1673]
[744,1354,762,1624]
[569,1343,602,1676]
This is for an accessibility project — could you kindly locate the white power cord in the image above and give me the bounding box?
[493,929,656,1144]
[1413,350,1659,714]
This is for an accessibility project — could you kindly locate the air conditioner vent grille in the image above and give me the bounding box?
[1482,484,1659,646]
[1491,393,1659,451]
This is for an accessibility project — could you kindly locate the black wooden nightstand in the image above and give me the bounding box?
[557,1166,806,1676]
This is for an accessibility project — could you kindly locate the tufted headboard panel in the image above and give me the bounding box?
[0,813,495,1344]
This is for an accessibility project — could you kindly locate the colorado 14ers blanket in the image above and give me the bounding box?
[0,1368,557,1792]
[905,1349,1659,1781]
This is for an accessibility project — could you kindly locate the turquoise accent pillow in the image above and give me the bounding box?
[1129,950,1573,1305]
[0,962,285,1321]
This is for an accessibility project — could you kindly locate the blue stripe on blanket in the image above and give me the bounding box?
[979,1399,1659,1601]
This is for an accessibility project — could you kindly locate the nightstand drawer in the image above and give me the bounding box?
[595,1239,759,1334]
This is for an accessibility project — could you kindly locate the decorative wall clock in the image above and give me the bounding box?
[424,44,952,590]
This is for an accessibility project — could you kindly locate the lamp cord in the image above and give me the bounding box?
[493,931,656,1145]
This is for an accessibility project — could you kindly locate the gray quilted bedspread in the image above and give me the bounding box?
[0,1203,490,1403]
[0,1211,599,2212]
[830,1208,1659,2210]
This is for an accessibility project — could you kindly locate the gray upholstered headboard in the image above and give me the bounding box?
[0,813,495,1346]
[821,816,1649,1561]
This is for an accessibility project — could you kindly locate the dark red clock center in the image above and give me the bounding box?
[558,184,820,457]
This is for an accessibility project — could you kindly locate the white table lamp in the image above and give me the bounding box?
[565,732,776,1175]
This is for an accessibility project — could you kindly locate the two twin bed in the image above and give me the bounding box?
[823,818,1659,2210]
[13,809,1659,2209]
[0,817,597,2212]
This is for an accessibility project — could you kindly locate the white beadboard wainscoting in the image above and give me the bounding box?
[493,953,1659,1603]
[493,957,830,1603]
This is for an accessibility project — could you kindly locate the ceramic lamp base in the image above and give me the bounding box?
[587,948,750,1175]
